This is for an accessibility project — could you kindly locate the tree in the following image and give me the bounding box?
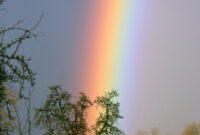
[0,1,43,134]
[150,128,161,135]
[135,130,148,135]
[135,128,170,135]
[0,82,18,134]
[92,89,124,135]
[35,85,92,135]
[181,122,200,135]
[0,0,5,6]
[0,18,42,134]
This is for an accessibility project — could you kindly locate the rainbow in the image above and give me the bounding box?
[78,0,144,128]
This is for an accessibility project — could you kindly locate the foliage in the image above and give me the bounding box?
[0,84,18,134]
[135,128,165,135]
[150,128,161,135]
[35,85,92,135]
[0,2,43,134]
[0,20,37,132]
[135,130,148,135]
[0,16,43,97]
[0,0,5,5]
[92,89,124,135]
[181,122,200,135]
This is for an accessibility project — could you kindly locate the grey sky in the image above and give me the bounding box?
[133,0,200,134]
[2,0,200,135]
